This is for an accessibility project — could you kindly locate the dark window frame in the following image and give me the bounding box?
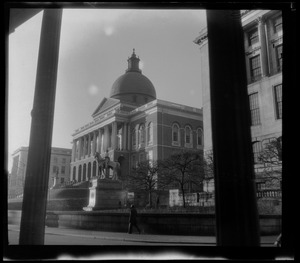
[249,92,261,126]
[248,27,259,46]
[274,84,282,120]
[249,54,262,82]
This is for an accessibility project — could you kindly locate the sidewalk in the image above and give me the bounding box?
[7,224,277,246]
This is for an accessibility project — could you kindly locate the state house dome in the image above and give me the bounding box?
[110,49,156,104]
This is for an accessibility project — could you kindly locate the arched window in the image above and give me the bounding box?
[72,166,76,181]
[185,125,193,148]
[172,123,180,146]
[92,161,97,177]
[197,128,203,148]
[88,162,91,179]
[139,123,145,147]
[83,164,87,181]
[78,165,82,182]
[147,122,153,145]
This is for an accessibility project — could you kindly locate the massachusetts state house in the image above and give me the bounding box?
[70,49,203,184]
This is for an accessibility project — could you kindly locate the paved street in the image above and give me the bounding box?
[7,224,277,246]
[7,224,216,246]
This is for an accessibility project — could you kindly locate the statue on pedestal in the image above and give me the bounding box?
[94,151,121,180]
[84,151,125,211]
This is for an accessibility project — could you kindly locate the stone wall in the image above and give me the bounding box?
[57,210,216,236]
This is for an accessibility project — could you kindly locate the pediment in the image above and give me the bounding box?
[92,97,120,117]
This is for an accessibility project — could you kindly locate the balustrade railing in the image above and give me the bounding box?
[256,189,281,198]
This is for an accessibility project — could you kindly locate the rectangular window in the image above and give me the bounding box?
[275,44,283,73]
[60,177,65,184]
[250,55,262,82]
[61,166,66,174]
[249,93,261,126]
[248,28,259,46]
[274,84,282,119]
[252,141,262,163]
[273,16,282,33]
[256,182,266,191]
[62,158,66,164]
[53,165,59,174]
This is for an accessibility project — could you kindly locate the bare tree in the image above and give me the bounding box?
[126,160,161,208]
[201,150,215,201]
[160,150,204,208]
[257,137,282,188]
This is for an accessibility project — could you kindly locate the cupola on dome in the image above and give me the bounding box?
[109,49,157,104]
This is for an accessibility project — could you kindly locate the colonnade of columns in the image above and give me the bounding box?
[256,16,269,77]
[71,121,130,162]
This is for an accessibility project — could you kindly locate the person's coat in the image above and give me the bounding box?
[129,207,138,224]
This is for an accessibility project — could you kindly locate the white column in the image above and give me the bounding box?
[97,129,101,153]
[123,122,127,150]
[71,141,75,162]
[87,133,91,156]
[257,17,269,77]
[100,129,103,153]
[74,140,77,161]
[104,126,109,152]
[136,125,139,149]
[112,122,118,150]
[81,136,85,157]
[78,138,82,160]
[92,131,96,155]
[128,124,131,150]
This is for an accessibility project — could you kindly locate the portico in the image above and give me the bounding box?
[71,119,130,182]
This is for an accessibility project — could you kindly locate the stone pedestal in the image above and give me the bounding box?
[83,178,126,211]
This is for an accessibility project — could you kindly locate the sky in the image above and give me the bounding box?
[7,8,207,172]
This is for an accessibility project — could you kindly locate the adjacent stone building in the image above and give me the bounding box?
[70,50,204,194]
[194,10,282,210]
[8,146,72,198]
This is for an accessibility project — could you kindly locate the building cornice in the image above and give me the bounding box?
[72,99,202,137]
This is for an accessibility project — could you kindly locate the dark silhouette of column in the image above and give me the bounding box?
[206,10,260,246]
[19,9,62,245]
[281,8,295,250]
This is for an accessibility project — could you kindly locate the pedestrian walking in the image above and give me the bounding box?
[156,196,160,209]
[128,204,141,234]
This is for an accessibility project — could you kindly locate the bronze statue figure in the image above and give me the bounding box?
[94,151,121,180]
